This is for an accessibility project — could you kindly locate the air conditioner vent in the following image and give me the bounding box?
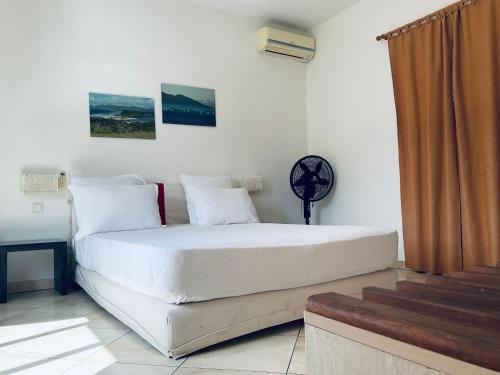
[265,49,306,60]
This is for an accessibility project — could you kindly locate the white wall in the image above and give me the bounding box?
[0,0,307,284]
[306,0,456,259]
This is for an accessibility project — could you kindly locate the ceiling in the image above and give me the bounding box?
[183,0,361,30]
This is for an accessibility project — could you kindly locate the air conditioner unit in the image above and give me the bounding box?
[257,26,316,63]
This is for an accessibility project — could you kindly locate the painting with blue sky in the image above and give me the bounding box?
[161,83,216,127]
[89,92,156,139]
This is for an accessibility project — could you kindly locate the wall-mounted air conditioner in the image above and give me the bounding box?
[257,26,316,63]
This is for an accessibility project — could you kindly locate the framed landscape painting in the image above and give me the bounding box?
[89,92,156,139]
[161,83,216,127]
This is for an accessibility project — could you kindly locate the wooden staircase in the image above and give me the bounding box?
[306,267,500,374]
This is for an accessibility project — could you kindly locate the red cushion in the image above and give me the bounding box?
[156,183,166,225]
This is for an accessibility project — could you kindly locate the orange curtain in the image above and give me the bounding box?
[453,0,500,269]
[389,4,462,274]
[388,0,500,273]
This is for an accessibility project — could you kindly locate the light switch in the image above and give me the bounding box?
[32,202,44,214]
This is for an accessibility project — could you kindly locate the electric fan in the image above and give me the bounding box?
[290,155,335,225]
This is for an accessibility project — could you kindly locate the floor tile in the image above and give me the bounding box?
[83,309,130,330]
[182,334,296,373]
[287,337,305,375]
[84,331,183,367]
[0,309,25,324]
[0,321,78,354]
[3,325,128,361]
[5,289,61,307]
[0,299,101,328]
[0,312,128,358]
[0,354,78,374]
[64,362,177,375]
[259,320,302,336]
[395,269,428,284]
[0,292,51,323]
[175,369,282,375]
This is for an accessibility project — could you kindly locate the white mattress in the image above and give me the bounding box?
[75,223,397,304]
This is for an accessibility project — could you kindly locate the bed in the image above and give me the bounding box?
[72,182,398,358]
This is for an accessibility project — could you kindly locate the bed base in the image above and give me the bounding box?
[76,265,398,358]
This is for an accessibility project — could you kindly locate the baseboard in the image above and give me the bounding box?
[7,278,54,293]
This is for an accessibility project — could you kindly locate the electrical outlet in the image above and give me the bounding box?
[32,202,44,214]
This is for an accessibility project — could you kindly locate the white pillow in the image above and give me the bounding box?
[69,184,162,240]
[179,174,232,224]
[71,174,146,185]
[69,174,148,238]
[186,186,260,226]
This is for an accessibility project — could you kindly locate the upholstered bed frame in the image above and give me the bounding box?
[71,182,397,358]
[76,263,398,358]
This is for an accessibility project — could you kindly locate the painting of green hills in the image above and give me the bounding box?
[161,83,216,127]
[89,93,156,139]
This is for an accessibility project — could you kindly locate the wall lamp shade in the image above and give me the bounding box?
[22,173,66,193]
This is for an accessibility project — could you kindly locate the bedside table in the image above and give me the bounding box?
[0,239,68,303]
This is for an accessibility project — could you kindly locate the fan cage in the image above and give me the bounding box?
[290,155,334,202]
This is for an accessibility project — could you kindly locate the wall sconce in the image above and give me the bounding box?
[22,172,66,193]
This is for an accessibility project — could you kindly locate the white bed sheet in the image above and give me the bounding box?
[75,223,398,304]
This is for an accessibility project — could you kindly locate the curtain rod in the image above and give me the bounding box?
[376,0,475,41]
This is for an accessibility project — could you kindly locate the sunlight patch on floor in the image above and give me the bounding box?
[0,322,121,374]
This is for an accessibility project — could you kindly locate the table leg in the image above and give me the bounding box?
[54,243,68,295]
[0,249,7,303]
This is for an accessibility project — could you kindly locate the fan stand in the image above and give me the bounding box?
[304,201,311,225]
[303,186,312,225]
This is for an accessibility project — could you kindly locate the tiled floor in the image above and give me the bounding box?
[0,269,426,374]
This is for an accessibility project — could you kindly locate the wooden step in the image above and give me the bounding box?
[471,265,500,275]
[426,276,500,296]
[396,281,500,309]
[449,271,500,285]
[307,293,500,371]
[362,287,500,330]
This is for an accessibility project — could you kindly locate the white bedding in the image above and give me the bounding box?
[75,223,397,304]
